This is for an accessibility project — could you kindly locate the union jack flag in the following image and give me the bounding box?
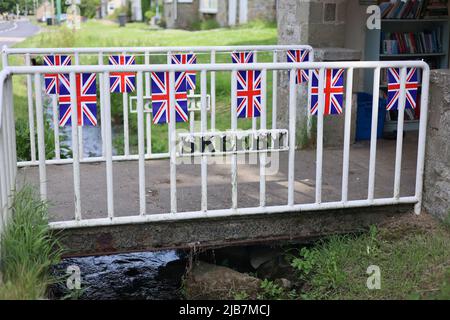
[236,70,262,118]
[310,69,345,115]
[231,51,254,64]
[170,53,197,91]
[387,68,418,111]
[58,73,97,126]
[151,72,188,124]
[287,49,310,84]
[109,55,136,93]
[43,55,72,94]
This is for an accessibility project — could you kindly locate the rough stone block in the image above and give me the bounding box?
[423,69,450,220]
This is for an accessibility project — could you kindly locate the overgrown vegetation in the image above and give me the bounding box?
[284,217,450,300]
[0,186,62,299]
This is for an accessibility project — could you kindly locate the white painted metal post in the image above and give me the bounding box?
[393,67,408,200]
[34,74,47,200]
[259,69,267,207]
[231,70,238,210]
[368,67,381,201]
[74,53,83,160]
[137,71,146,215]
[167,52,172,154]
[69,72,81,219]
[315,68,325,204]
[252,52,258,132]
[145,51,152,156]
[341,67,353,203]
[122,52,130,156]
[414,66,430,215]
[201,70,208,212]
[98,52,106,157]
[25,53,36,162]
[210,50,216,131]
[287,69,296,206]
[272,51,277,130]
[169,71,177,213]
[103,72,114,218]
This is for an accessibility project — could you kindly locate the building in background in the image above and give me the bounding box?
[36,0,55,22]
[163,0,276,29]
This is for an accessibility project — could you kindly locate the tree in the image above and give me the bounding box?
[79,0,100,18]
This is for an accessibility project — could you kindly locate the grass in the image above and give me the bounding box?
[0,186,62,299]
[9,20,277,157]
[284,214,450,300]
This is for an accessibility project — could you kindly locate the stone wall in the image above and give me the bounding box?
[247,0,276,22]
[423,69,450,220]
[164,0,200,29]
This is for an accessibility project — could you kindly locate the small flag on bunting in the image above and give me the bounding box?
[58,73,97,126]
[108,55,136,93]
[310,69,345,115]
[236,70,262,118]
[43,55,72,95]
[231,51,254,64]
[170,53,197,91]
[286,49,310,84]
[386,68,418,111]
[150,72,188,124]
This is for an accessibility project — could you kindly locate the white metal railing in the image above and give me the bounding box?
[0,58,429,231]
[2,45,314,166]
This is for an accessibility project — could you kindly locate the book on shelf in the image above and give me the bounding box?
[380,28,443,54]
[379,0,448,19]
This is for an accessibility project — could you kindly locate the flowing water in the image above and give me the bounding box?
[50,251,188,299]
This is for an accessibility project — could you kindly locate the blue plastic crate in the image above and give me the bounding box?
[355,92,386,141]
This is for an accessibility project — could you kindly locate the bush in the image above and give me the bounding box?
[190,18,220,31]
[0,186,63,299]
[144,9,156,23]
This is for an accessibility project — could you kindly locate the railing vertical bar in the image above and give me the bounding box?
[393,67,408,200]
[306,50,314,140]
[144,51,152,156]
[368,67,381,201]
[315,68,325,204]
[272,51,277,130]
[167,52,172,154]
[69,72,81,219]
[122,51,130,156]
[5,77,16,193]
[34,74,47,200]
[25,54,37,162]
[52,95,61,159]
[189,110,195,134]
[210,50,216,131]
[74,53,83,160]
[201,70,208,212]
[414,66,430,215]
[252,51,257,132]
[287,69,296,206]
[169,71,177,213]
[231,70,238,210]
[259,69,267,207]
[136,71,146,215]
[341,67,354,203]
[98,52,106,158]
[103,72,114,218]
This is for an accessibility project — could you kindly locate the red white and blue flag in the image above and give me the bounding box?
[387,68,418,111]
[287,49,310,84]
[151,72,188,124]
[236,70,262,118]
[43,55,72,94]
[170,53,197,91]
[58,73,97,126]
[231,51,254,64]
[108,55,136,93]
[310,69,344,115]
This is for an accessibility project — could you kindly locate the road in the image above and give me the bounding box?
[0,19,40,48]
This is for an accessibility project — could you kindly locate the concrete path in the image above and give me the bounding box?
[0,19,40,48]
[17,135,419,222]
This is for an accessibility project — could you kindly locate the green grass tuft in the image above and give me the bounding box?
[0,186,62,300]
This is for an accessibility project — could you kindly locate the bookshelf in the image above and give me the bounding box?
[364,0,449,135]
